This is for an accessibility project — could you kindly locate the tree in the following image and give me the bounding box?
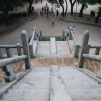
[0,0,23,25]
[77,0,101,17]
[65,0,68,13]
[69,0,76,16]
[24,0,33,14]
[47,0,64,16]
[95,7,101,23]
[77,0,88,17]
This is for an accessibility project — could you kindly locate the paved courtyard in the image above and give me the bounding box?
[0,0,101,46]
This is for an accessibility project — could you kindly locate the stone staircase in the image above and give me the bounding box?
[0,66,101,101]
[35,37,71,57]
[0,33,101,101]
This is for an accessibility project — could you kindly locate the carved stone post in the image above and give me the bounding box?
[40,30,42,40]
[95,48,100,55]
[17,43,22,56]
[6,48,12,57]
[62,30,65,40]
[69,27,73,40]
[96,62,101,79]
[21,30,31,69]
[78,31,90,68]
[74,43,80,57]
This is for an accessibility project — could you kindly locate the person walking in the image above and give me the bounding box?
[56,9,59,19]
[66,27,70,37]
[51,16,55,26]
[41,0,43,4]
[72,26,75,33]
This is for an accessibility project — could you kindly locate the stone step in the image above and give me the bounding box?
[34,54,69,57]
[70,93,101,100]
[0,67,50,101]
[72,99,101,101]
[50,37,56,54]
[56,41,71,55]
[37,41,50,54]
[1,90,49,101]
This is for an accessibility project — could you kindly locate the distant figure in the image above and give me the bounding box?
[72,26,75,33]
[56,9,59,19]
[51,16,55,26]
[46,2,48,8]
[41,0,42,4]
[66,27,70,37]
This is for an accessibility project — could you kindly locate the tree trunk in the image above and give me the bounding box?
[28,4,32,14]
[3,9,9,26]
[71,4,73,16]
[69,0,76,16]
[65,0,68,14]
[95,14,100,23]
[59,3,64,17]
[79,4,85,17]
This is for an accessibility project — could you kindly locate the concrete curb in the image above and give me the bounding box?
[59,13,101,27]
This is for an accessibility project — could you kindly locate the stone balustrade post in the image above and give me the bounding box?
[39,30,42,40]
[6,48,12,57]
[17,43,22,56]
[69,27,73,40]
[78,31,90,68]
[62,30,65,40]
[33,27,37,40]
[95,48,100,55]
[21,30,31,69]
[96,62,101,79]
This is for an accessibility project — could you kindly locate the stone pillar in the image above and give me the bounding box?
[74,43,80,57]
[78,31,90,68]
[17,43,22,56]
[21,30,31,69]
[33,27,37,40]
[6,48,12,57]
[69,27,72,40]
[95,48,100,55]
[96,62,101,79]
[62,30,65,40]
[39,30,42,40]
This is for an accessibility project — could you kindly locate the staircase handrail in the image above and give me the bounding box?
[0,55,27,68]
[66,28,80,57]
[29,27,39,58]
[0,43,22,57]
[83,54,101,62]
[78,31,101,79]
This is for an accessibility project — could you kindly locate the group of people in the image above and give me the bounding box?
[40,3,60,26]
[66,26,75,36]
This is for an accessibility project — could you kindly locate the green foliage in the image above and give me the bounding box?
[47,0,64,6]
[0,12,27,21]
[0,0,24,13]
[42,37,50,41]
[90,10,95,16]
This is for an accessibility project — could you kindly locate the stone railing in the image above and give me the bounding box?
[89,45,101,55]
[66,27,80,57]
[29,27,39,58]
[78,31,101,79]
[0,43,22,58]
[0,30,31,82]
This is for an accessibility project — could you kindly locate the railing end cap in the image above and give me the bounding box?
[33,27,36,30]
[21,30,27,35]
